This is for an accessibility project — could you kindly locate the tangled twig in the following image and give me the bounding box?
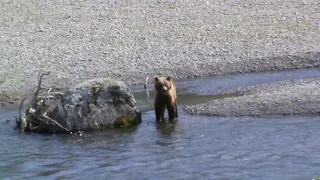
[34,71,51,107]
[17,71,72,134]
[41,115,72,134]
[19,97,28,116]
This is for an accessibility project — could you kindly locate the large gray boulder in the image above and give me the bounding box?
[47,78,141,133]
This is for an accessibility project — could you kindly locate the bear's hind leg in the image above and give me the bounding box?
[175,101,178,118]
[175,107,178,118]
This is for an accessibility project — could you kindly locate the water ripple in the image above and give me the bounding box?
[1,111,320,179]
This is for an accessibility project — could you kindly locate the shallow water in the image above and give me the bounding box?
[1,68,320,180]
[1,110,320,180]
[132,68,320,112]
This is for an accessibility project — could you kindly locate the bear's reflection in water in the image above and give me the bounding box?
[155,119,179,135]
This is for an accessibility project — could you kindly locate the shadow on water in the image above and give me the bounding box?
[1,68,320,180]
[154,119,180,135]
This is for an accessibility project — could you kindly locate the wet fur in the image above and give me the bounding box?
[154,76,178,121]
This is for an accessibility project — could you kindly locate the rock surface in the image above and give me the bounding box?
[47,78,141,132]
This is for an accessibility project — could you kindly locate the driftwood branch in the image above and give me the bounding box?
[34,71,51,107]
[16,71,72,134]
[19,97,28,116]
[144,76,148,89]
[144,76,149,97]
[41,115,72,134]
[47,88,52,100]
[25,108,71,134]
[38,92,63,100]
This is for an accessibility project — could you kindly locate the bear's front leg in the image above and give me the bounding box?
[167,104,176,121]
[155,104,165,122]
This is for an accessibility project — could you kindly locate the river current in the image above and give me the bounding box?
[1,68,320,180]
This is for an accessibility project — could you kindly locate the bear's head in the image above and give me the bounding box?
[154,76,172,94]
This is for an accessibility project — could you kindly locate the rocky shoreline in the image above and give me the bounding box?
[184,77,320,116]
[1,0,320,116]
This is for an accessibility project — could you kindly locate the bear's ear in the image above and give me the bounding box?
[166,76,171,81]
[154,77,159,82]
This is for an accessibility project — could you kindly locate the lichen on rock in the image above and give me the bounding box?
[114,114,142,128]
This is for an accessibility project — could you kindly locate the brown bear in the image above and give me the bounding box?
[154,76,178,121]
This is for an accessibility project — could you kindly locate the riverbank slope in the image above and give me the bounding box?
[184,77,320,116]
[1,0,319,94]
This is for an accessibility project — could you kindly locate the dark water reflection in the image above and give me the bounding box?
[1,109,319,180]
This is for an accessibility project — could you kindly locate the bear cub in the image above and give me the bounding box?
[154,76,178,121]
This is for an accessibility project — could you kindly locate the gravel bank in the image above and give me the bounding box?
[1,0,319,94]
[184,77,320,116]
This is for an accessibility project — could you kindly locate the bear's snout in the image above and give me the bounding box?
[162,86,167,92]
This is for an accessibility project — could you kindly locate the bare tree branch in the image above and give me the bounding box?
[144,76,148,89]
[34,71,51,107]
[41,115,72,134]
[19,97,28,116]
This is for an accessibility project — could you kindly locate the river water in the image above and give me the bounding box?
[1,68,320,180]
